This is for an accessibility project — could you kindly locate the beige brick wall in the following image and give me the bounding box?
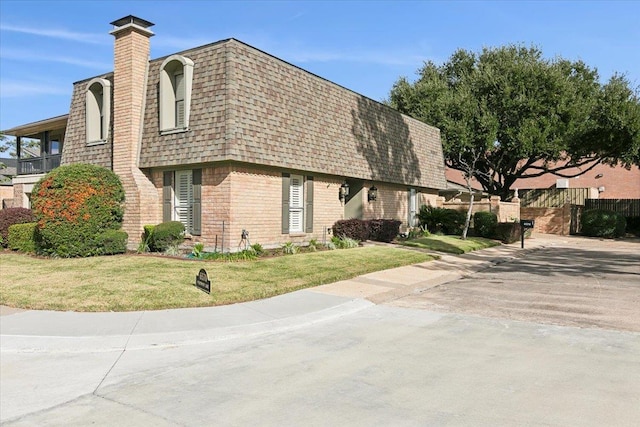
[0,186,14,209]
[363,183,439,230]
[521,205,571,235]
[112,25,161,244]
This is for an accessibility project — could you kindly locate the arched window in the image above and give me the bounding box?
[160,54,194,132]
[86,78,111,144]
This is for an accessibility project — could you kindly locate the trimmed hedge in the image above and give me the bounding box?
[332,219,403,243]
[0,207,35,247]
[150,221,185,252]
[95,230,128,255]
[581,209,626,238]
[332,219,369,241]
[7,222,38,253]
[473,211,498,238]
[494,222,522,244]
[417,205,466,235]
[367,219,402,243]
[31,163,125,257]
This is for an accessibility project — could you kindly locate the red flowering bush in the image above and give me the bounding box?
[31,164,126,257]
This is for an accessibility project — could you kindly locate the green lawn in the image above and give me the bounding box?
[0,246,434,312]
[399,235,500,254]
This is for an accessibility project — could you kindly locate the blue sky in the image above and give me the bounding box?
[1,0,639,132]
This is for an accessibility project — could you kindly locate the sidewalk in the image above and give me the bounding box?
[0,234,561,353]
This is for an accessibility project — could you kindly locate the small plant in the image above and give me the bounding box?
[164,244,181,256]
[331,235,360,249]
[191,242,205,258]
[138,225,155,253]
[325,240,337,250]
[251,243,264,256]
[282,241,298,255]
[308,238,319,251]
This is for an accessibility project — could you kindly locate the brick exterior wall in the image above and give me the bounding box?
[521,205,571,235]
[111,23,161,242]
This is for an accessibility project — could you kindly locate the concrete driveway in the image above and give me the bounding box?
[2,236,639,426]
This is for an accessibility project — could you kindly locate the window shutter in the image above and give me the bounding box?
[282,173,290,234]
[305,176,314,233]
[192,169,202,236]
[289,175,304,233]
[176,170,194,233]
[163,171,173,222]
[175,72,185,128]
[176,100,185,128]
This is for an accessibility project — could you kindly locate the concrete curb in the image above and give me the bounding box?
[0,298,373,353]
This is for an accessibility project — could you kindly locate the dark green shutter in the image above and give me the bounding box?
[282,173,290,234]
[305,176,314,233]
[163,171,173,222]
[192,169,202,235]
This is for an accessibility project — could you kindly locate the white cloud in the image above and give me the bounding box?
[0,49,111,70]
[0,80,69,98]
[0,23,107,45]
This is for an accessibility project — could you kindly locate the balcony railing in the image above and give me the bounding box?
[17,154,62,175]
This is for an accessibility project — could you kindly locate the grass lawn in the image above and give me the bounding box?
[399,235,500,254]
[0,246,435,312]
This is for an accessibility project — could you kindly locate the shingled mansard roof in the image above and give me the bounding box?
[63,39,447,190]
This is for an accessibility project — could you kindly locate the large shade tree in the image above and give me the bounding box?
[388,45,640,201]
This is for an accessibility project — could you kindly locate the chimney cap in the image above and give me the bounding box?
[110,15,154,29]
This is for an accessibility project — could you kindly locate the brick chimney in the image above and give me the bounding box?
[110,16,160,244]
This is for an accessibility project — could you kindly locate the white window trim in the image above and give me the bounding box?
[85,78,111,145]
[159,54,194,134]
[173,170,194,234]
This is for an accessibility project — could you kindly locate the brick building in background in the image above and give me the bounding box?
[3,16,447,250]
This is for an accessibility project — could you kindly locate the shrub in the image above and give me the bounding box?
[474,211,498,238]
[625,217,640,237]
[332,219,369,241]
[95,230,128,255]
[149,221,185,252]
[31,164,125,257]
[7,222,38,253]
[494,222,532,244]
[581,209,626,238]
[366,219,402,242]
[417,205,466,235]
[0,207,35,247]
